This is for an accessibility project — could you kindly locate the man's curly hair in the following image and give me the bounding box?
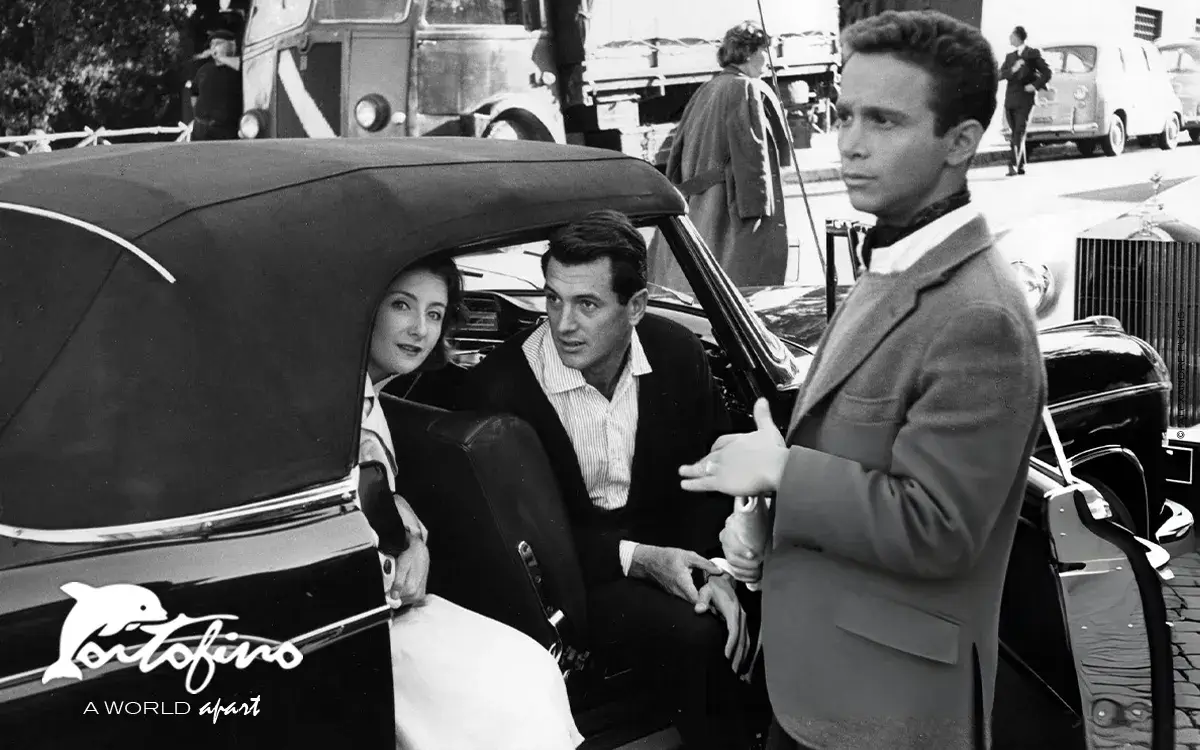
[841,10,999,136]
[718,21,771,68]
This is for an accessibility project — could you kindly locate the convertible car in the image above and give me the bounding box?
[0,138,1180,749]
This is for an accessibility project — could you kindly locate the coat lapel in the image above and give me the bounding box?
[627,345,666,513]
[786,215,995,439]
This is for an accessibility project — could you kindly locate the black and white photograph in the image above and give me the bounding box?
[2,1,1200,749]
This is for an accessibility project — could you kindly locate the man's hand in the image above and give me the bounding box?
[694,574,750,672]
[719,520,766,584]
[679,398,788,497]
[629,545,722,603]
[1024,84,1037,93]
[385,538,430,608]
[1013,58,1025,71]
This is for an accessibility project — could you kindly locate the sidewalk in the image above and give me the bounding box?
[785,130,1073,185]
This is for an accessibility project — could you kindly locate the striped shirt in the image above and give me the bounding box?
[522,321,651,575]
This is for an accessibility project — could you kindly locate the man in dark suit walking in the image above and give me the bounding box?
[679,10,1046,750]
[462,210,761,749]
[999,25,1053,175]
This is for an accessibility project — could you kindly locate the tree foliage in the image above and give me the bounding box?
[0,0,193,133]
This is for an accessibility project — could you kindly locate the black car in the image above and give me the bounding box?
[0,138,1181,749]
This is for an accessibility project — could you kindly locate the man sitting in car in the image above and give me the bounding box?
[462,209,760,750]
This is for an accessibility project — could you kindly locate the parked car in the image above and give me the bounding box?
[0,138,1179,749]
[988,174,1200,539]
[1157,37,1200,143]
[1000,37,1184,157]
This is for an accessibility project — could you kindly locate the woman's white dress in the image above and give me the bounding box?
[360,376,584,750]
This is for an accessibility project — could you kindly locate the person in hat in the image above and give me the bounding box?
[190,28,243,141]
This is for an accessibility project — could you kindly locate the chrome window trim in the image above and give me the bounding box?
[0,202,176,283]
[1048,382,1170,416]
[0,469,359,545]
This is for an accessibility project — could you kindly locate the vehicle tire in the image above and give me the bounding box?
[484,117,531,141]
[1101,117,1126,157]
[1158,115,1180,150]
[1190,127,1200,143]
[1075,139,1099,156]
[1076,474,1137,533]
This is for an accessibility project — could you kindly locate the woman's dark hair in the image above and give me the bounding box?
[841,10,999,136]
[395,256,465,371]
[541,209,647,305]
[718,21,771,68]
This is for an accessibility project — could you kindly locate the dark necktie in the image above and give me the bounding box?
[861,188,973,270]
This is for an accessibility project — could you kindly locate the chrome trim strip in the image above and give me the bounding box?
[1069,446,1149,524]
[1043,408,1076,483]
[289,604,391,652]
[1049,382,1170,416]
[1157,499,1193,545]
[0,202,176,283]
[0,604,391,694]
[0,469,359,545]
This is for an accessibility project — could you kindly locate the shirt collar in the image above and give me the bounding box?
[365,372,400,398]
[537,321,652,395]
[1016,44,1027,54]
[869,204,981,275]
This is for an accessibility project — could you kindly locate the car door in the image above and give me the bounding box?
[1031,424,1176,750]
[0,211,395,747]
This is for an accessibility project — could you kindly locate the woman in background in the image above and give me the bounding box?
[652,21,792,288]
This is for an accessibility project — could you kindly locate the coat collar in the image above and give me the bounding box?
[787,214,994,435]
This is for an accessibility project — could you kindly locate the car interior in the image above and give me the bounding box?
[361,227,1150,749]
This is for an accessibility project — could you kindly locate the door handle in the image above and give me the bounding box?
[418,39,438,47]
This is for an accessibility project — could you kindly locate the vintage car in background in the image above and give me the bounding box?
[990,175,1200,546]
[1001,37,1184,157]
[1158,37,1200,143]
[0,139,1179,749]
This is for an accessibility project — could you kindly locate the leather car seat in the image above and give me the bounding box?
[379,394,589,671]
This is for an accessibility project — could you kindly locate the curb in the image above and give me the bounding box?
[786,142,1077,185]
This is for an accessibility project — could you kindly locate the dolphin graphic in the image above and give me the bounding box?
[41,582,169,684]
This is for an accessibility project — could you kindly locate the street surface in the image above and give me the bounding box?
[782,138,1200,285]
[1167,552,1200,747]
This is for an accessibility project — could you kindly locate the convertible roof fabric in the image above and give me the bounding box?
[0,138,684,530]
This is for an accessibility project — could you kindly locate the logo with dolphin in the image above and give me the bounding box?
[42,581,302,692]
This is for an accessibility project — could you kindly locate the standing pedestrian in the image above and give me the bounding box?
[999,25,1052,176]
[679,10,1047,750]
[651,21,792,289]
[190,29,243,141]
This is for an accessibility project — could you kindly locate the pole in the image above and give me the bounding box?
[755,0,828,277]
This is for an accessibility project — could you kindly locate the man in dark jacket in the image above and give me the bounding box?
[462,210,760,749]
[999,25,1053,176]
[190,29,242,141]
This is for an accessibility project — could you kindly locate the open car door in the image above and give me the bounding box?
[1035,411,1176,749]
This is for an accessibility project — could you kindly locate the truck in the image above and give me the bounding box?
[235,0,841,165]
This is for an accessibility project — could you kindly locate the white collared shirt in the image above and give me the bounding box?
[1016,44,1027,56]
[868,204,981,275]
[361,373,401,491]
[522,321,652,575]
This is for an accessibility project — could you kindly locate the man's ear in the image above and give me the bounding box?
[627,288,649,326]
[944,119,985,168]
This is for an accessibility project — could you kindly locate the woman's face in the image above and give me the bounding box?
[368,268,448,381]
[744,48,768,78]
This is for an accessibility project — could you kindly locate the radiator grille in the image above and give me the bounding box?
[1075,238,1200,427]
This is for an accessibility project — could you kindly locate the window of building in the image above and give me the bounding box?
[1133,6,1163,41]
[425,0,523,25]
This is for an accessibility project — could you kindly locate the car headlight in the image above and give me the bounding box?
[355,94,390,132]
[1010,260,1054,314]
[238,110,267,139]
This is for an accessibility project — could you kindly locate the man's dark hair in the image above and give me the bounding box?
[718,21,771,68]
[1012,26,1028,42]
[542,210,648,305]
[841,10,999,135]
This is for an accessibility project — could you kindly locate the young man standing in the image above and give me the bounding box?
[999,25,1053,176]
[680,11,1047,750]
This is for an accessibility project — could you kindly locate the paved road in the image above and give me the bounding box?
[1167,551,1200,748]
[782,138,1200,286]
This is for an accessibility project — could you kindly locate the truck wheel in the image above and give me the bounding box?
[1158,115,1180,151]
[484,117,530,140]
[1101,118,1125,157]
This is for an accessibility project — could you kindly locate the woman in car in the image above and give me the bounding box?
[359,257,583,750]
